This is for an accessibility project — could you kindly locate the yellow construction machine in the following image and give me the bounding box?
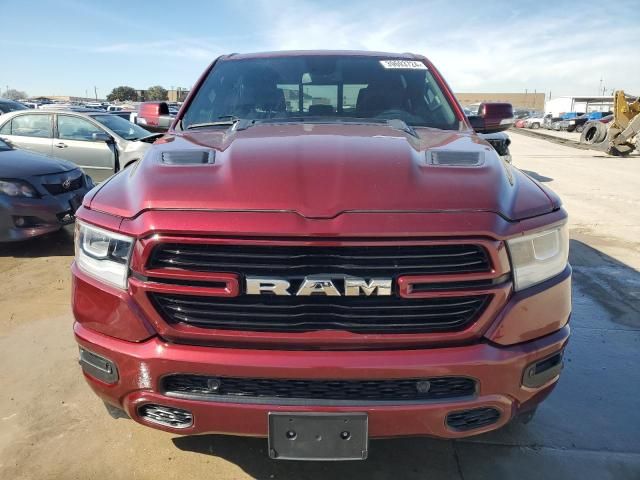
[596,90,640,156]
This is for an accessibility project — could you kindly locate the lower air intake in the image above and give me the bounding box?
[446,407,501,431]
[138,404,193,428]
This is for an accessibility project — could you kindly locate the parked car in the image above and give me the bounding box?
[0,138,92,242]
[524,113,550,129]
[0,98,29,115]
[544,115,563,129]
[513,109,541,119]
[514,118,527,128]
[72,51,570,461]
[565,111,613,133]
[0,110,159,182]
[108,110,136,121]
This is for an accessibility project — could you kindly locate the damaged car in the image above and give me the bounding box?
[0,138,91,242]
[0,110,161,182]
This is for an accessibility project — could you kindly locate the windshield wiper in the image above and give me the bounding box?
[385,119,419,138]
[186,115,254,131]
[255,116,420,138]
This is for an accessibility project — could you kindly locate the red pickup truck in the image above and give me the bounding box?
[72,51,570,461]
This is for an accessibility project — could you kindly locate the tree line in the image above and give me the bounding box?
[2,86,169,102]
[106,85,168,102]
[2,89,28,100]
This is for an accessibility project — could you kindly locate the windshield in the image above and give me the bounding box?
[182,56,461,130]
[91,114,150,140]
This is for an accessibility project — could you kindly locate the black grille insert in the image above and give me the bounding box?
[148,243,491,276]
[446,407,501,431]
[150,292,491,333]
[162,375,477,405]
[42,174,84,195]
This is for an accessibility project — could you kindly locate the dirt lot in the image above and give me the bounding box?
[1,134,639,479]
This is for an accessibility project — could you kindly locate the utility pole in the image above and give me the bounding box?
[94,86,98,101]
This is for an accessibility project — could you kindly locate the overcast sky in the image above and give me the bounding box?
[1,0,638,99]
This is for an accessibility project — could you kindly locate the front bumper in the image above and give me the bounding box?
[0,189,88,242]
[75,322,569,439]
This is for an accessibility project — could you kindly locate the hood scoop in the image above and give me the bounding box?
[161,150,215,165]
[426,150,484,166]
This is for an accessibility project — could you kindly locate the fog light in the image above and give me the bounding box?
[522,351,563,388]
[79,347,119,384]
[14,216,26,227]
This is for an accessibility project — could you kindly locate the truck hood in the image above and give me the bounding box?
[87,123,557,221]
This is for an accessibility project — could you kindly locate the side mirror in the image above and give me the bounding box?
[468,103,514,133]
[92,132,112,142]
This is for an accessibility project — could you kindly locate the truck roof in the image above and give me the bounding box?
[223,50,424,61]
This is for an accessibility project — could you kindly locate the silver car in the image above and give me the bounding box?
[0,110,160,182]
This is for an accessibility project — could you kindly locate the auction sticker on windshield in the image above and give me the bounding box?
[379,60,427,69]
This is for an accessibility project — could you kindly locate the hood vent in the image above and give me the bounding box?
[161,150,215,165]
[426,150,484,167]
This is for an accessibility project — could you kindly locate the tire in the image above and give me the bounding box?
[576,124,585,133]
[581,122,607,144]
[531,123,540,129]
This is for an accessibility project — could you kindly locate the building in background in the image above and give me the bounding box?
[542,95,635,117]
[456,92,545,111]
[167,88,190,102]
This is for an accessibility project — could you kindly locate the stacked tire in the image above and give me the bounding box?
[580,122,608,144]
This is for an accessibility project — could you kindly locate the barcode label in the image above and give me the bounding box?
[380,60,427,70]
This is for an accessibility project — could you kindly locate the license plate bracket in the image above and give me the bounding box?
[268,412,368,461]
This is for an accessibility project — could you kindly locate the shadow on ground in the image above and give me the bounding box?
[0,225,74,258]
[172,434,466,479]
[569,236,640,329]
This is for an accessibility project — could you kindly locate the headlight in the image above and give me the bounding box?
[75,221,134,289]
[568,120,575,125]
[0,179,39,198]
[507,224,569,291]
